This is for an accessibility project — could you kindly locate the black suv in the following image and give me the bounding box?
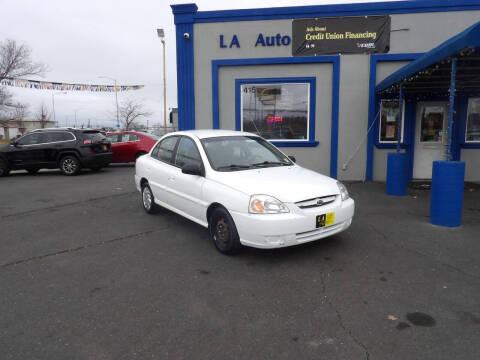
[0,128,113,176]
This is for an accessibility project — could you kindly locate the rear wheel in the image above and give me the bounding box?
[141,183,159,214]
[60,155,80,176]
[209,207,242,255]
[0,159,10,177]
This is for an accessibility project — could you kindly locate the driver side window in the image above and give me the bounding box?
[175,137,202,168]
[17,133,42,145]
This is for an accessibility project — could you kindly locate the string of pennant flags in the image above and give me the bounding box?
[0,77,144,92]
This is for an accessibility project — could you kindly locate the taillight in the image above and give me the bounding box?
[84,139,92,144]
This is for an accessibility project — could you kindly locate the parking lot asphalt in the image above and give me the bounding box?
[1,166,479,360]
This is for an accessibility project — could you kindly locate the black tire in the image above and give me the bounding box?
[60,155,80,176]
[135,152,147,161]
[209,207,242,255]
[0,158,10,177]
[27,168,40,175]
[141,183,159,214]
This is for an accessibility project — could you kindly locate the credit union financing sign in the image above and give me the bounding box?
[292,15,391,56]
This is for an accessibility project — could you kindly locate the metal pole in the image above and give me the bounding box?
[114,79,119,129]
[162,39,167,134]
[397,83,403,153]
[447,58,457,161]
[52,93,56,125]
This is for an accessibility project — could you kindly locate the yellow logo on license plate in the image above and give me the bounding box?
[325,212,335,226]
[103,145,107,150]
[316,212,335,228]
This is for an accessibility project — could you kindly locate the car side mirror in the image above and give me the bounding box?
[288,155,296,163]
[10,140,19,147]
[181,163,204,176]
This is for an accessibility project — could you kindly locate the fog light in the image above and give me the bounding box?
[264,234,295,246]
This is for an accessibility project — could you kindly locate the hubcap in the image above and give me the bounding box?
[143,187,152,210]
[63,159,76,174]
[215,218,229,245]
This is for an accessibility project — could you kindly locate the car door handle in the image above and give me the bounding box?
[168,176,175,182]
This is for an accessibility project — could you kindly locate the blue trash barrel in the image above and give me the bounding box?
[386,152,409,196]
[430,161,465,227]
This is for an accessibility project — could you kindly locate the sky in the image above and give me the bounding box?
[1,0,395,128]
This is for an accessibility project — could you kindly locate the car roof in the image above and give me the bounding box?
[169,129,259,140]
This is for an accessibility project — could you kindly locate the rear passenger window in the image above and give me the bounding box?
[175,137,202,168]
[46,132,75,142]
[152,136,178,163]
[121,134,140,142]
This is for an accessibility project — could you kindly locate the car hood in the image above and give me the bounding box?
[210,165,340,203]
[0,144,10,152]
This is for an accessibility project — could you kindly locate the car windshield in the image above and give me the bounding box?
[201,136,292,171]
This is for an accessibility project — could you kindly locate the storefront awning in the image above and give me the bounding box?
[376,21,480,95]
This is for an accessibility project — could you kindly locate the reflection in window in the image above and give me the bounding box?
[106,135,120,143]
[175,137,202,168]
[466,97,480,142]
[241,83,309,141]
[379,100,404,143]
[17,133,41,145]
[154,136,178,163]
[420,105,445,142]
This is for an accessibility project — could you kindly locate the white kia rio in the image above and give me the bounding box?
[135,130,354,254]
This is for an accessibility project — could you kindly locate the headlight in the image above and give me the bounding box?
[249,194,289,214]
[337,181,349,201]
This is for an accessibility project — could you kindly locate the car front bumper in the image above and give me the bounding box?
[230,197,354,249]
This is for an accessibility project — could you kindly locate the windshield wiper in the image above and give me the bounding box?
[251,161,290,167]
[216,164,252,171]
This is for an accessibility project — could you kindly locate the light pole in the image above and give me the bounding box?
[74,109,82,128]
[51,91,67,127]
[98,76,120,129]
[157,28,167,135]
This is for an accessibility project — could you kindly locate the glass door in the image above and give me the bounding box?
[413,102,448,179]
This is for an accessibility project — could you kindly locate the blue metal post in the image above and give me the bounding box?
[447,58,457,161]
[397,83,403,153]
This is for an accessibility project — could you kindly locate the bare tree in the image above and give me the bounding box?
[35,102,51,128]
[118,99,152,130]
[0,39,47,112]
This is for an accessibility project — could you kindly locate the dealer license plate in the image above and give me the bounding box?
[316,212,335,228]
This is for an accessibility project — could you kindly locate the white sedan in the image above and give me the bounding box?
[135,130,354,254]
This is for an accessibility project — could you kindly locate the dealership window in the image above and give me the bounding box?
[466,97,480,142]
[379,100,404,143]
[239,81,311,142]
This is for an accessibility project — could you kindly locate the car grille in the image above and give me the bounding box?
[296,222,344,242]
[295,195,337,209]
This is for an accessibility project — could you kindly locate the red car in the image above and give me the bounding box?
[106,131,159,163]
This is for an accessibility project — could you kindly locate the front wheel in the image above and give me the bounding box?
[60,155,80,176]
[209,207,242,255]
[141,183,159,214]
